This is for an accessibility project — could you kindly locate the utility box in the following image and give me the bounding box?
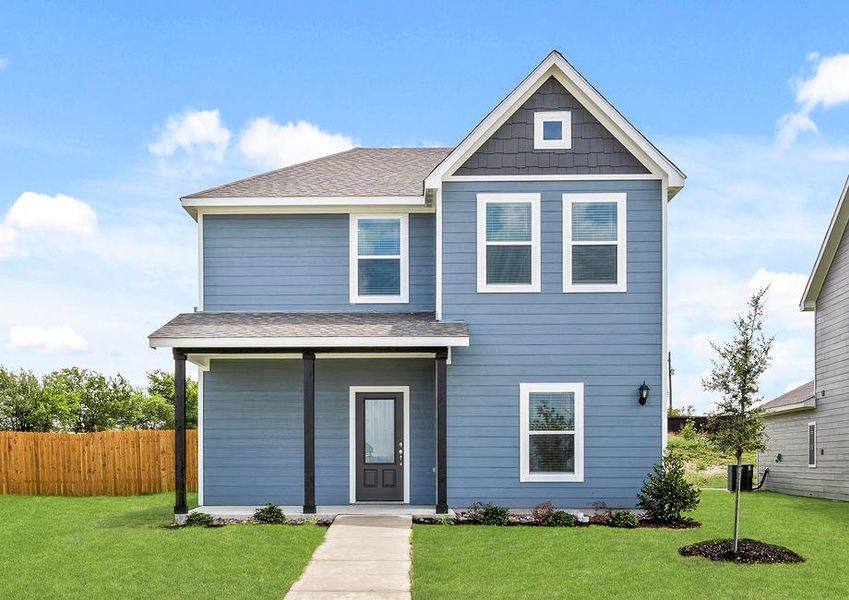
[727,464,754,492]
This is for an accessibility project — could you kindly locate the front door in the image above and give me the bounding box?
[355,391,404,501]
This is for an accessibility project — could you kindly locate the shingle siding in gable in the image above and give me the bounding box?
[757,225,849,501]
[202,213,435,312]
[455,77,650,176]
[441,179,662,508]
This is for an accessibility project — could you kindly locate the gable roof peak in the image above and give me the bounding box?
[801,174,849,310]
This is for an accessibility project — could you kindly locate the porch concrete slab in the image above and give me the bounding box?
[191,505,452,522]
[285,515,412,598]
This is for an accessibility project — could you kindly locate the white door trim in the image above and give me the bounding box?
[349,386,411,504]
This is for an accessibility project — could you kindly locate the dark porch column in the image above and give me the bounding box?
[303,350,316,514]
[173,349,188,515]
[436,349,448,514]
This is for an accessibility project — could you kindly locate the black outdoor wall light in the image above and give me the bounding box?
[638,381,650,405]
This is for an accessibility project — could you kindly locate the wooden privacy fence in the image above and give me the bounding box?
[0,430,197,496]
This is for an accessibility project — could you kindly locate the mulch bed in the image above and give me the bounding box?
[679,539,805,564]
[640,518,701,529]
[413,513,701,529]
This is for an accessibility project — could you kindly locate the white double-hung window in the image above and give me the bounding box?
[349,214,409,303]
[563,193,627,293]
[476,193,541,293]
[520,383,584,482]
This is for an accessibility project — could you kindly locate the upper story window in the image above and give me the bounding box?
[562,193,627,293]
[534,111,572,150]
[349,214,409,303]
[808,422,817,468]
[476,193,541,293]
[520,383,584,482]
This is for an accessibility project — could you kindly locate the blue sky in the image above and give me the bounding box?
[2,1,849,411]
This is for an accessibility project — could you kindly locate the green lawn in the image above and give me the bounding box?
[668,432,757,489]
[412,491,849,599]
[0,493,325,599]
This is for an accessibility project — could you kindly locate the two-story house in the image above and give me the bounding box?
[149,50,686,517]
[758,176,849,501]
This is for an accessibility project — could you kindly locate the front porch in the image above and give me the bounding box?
[186,504,456,522]
[148,311,469,518]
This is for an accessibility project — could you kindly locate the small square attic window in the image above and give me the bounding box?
[534,111,571,150]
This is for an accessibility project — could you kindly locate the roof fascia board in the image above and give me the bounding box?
[801,176,849,311]
[423,51,685,192]
[182,195,425,207]
[149,335,470,349]
[764,399,817,415]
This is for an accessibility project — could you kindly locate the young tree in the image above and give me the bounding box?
[0,367,56,431]
[702,287,773,554]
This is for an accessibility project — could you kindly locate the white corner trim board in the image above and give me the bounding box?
[348,386,410,504]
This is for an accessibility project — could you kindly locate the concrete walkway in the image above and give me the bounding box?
[285,515,412,599]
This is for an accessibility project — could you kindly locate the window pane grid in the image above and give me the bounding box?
[484,201,533,286]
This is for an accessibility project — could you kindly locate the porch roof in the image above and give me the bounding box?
[148,311,469,349]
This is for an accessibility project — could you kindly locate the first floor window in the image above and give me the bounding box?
[520,382,584,482]
[477,193,541,293]
[350,214,409,303]
[808,422,817,467]
[563,193,627,293]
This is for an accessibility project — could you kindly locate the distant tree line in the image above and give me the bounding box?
[0,366,198,432]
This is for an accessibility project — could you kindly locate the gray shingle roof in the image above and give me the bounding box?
[149,312,468,348]
[761,380,816,414]
[183,147,452,199]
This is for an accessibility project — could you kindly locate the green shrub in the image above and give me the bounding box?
[467,502,509,526]
[680,419,698,441]
[607,510,639,528]
[184,512,214,527]
[253,503,285,524]
[531,501,576,527]
[637,452,700,523]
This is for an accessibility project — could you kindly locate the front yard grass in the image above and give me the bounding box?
[0,493,325,599]
[412,491,849,599]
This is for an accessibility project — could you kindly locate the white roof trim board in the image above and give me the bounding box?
[424,50,686,195]
[801,176,849,311]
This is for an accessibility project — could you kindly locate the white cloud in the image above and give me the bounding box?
[0,57,8,70]
[5,191,97,235]
[149,109,231,167]
[777,53,849,146]
[0,224,20,258]
[8,325,90,353]
[238,118,354,168]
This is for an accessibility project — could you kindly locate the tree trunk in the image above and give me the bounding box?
[733,452,742,553]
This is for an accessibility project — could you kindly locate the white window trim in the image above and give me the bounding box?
[808,421,817,468]
[349,214,409,304]
[476,193,541,293]
[562,192,627,293]
[520,382,584,483]
[534,111,572,150]
[349,386,410,504]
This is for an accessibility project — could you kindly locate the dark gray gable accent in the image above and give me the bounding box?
[455,77,650,176]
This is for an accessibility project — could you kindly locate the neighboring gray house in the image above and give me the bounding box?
[758,177,849,501]
[149,51,686,516]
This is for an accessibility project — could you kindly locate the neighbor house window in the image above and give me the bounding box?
[808,422,817,468]
[534,111,572,149]
[520,383,584,482]
[349,214,408,303]
[476,193,541,293]
[563,193,627,293]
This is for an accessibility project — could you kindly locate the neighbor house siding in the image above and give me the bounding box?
[759,226,849,501]
[203,358,435,506]
[202,213,435,312]
[441,179,663,508]
[455,77,650,176]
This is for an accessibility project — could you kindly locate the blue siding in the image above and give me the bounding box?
[442,179,663,508]
[203,358,435,506]
[203,213,435,312]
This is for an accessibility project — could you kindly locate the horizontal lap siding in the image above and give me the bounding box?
[442,180,663,508]
[203,358,434,506]
[759,225,849,501]
[203,213,435,311]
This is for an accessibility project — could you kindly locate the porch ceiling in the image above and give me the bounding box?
[148,311,469,349]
